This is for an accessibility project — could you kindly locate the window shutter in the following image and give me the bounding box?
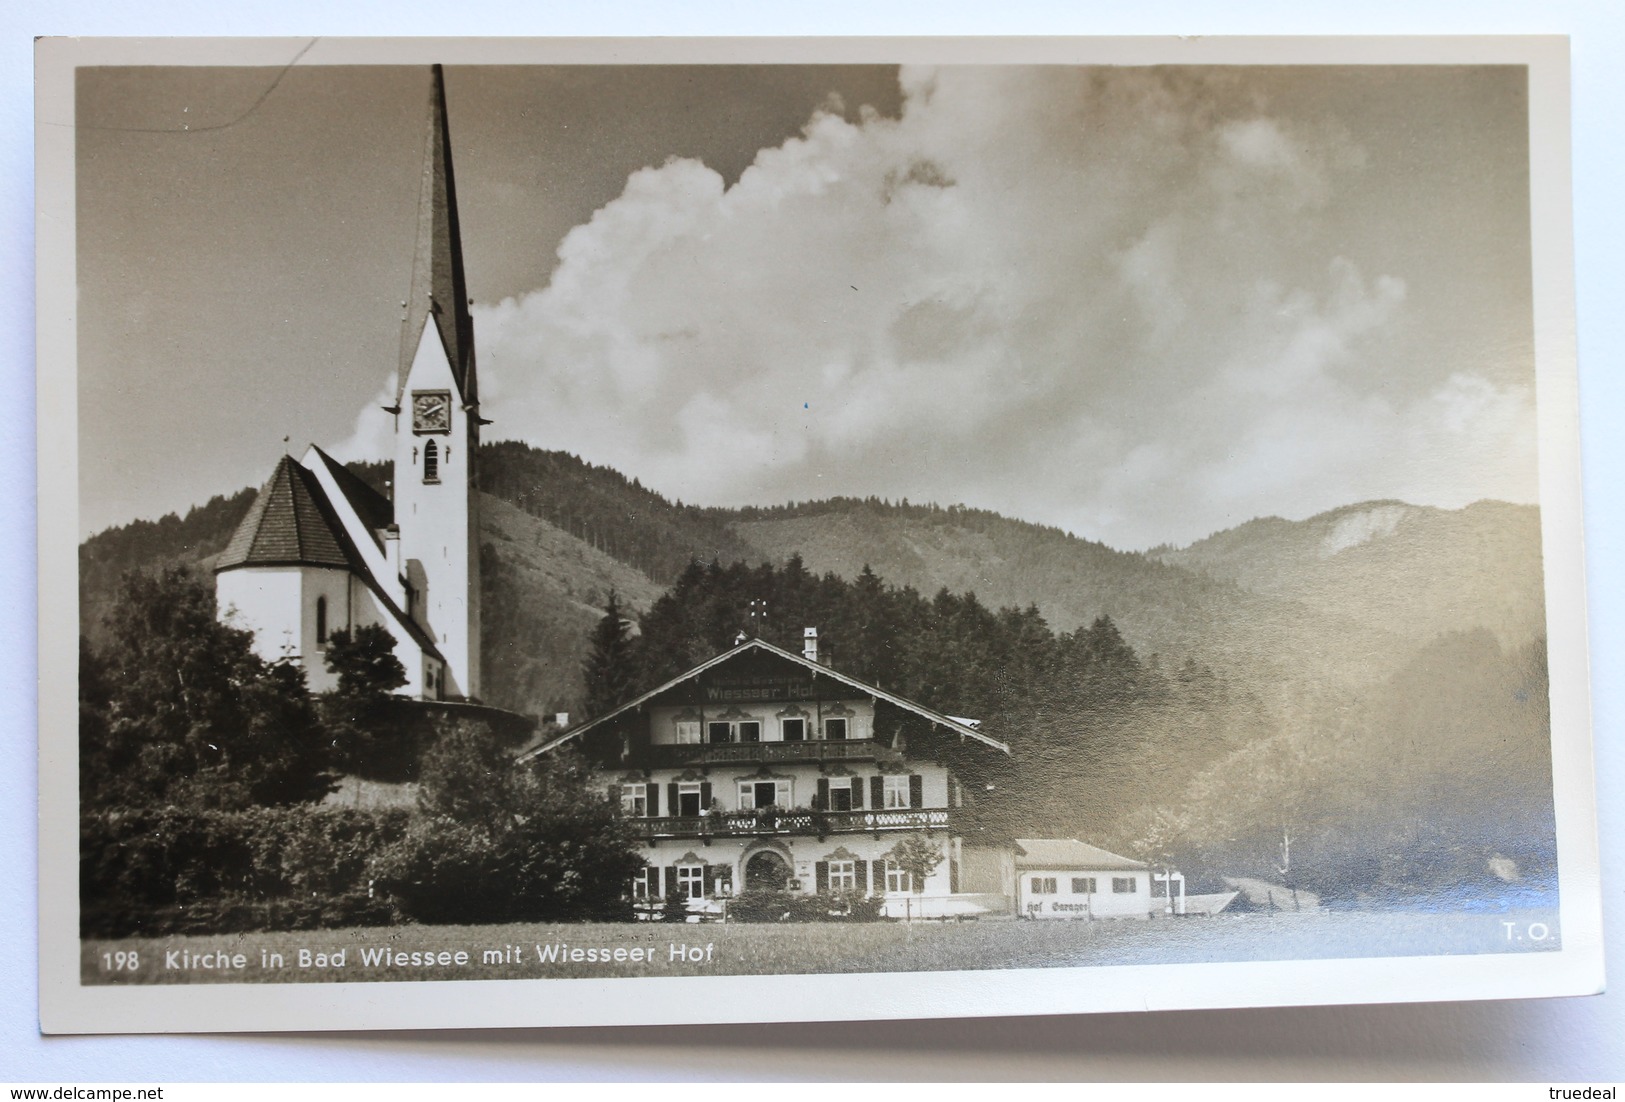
[909,774,924,808]
[703,865,717,896]
[815,861,829,893]
[850,778,864,808]
[870,776,884,808]
[874,858,887,891]
[668,783,680,815]
[667,866,681,900]
[607,784,621,806]
[950,858,959,893]
[647,783,659,816]
[853,859,868,893]
[699,782,712,810]
[816,778,830,810]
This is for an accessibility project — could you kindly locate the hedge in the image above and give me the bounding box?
[80,805,410,937]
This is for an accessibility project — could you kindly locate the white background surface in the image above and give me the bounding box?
[4,0,1620,1082]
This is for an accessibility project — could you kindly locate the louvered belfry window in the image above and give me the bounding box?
[423,439,439,482]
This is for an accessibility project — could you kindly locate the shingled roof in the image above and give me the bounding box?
[306,445,392,545]
[216,455,354,571]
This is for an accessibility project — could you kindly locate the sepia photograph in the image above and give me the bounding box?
[35,35,1603,1034]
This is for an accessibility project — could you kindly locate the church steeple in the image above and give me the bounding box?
[397,64,476,409]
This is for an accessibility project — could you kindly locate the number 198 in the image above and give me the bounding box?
[101,950,140,971]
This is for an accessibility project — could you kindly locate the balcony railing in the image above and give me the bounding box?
[644,738,903,767]
[632,807,952,840]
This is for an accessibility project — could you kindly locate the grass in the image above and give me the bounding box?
[80,907,1562,986]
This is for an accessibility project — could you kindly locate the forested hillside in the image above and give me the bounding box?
[479,441,758,579]
[79,487,256,645]
[80,442,1555,906]
[585,556,1555,905]
[78,444,755,713]
[726,497,1408,692]
[1148,499,1546,646]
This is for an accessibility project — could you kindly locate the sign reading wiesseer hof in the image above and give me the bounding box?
[36,36,1603,1034]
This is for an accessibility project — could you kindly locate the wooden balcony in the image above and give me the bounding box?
[632,807,952,841]
[644,738,903,768]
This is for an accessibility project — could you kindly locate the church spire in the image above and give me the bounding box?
[397,64,477,408]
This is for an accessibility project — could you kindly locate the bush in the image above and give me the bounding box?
[726,889,885,923]
[80,805,410,937]
[369,724,643,925]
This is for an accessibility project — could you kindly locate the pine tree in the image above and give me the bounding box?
[583,590,637,718]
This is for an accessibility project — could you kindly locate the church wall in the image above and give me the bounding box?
[217,566,427,698]
[394,322,479,701]
[217,567,305,667]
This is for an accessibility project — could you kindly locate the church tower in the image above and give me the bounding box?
[391,64,482,701]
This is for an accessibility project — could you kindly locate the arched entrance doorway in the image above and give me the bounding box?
[744,850,791,892]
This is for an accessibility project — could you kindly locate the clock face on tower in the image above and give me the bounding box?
[412,390,452,434]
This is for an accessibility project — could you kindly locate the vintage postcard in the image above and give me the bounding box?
[36,36,1604,1034]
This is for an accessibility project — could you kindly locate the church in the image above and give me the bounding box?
[210,65,1177,923]
[215,66,482,704]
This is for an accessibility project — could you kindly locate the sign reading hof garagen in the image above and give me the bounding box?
[36,36,1604,1033]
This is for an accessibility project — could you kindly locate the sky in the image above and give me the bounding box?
[76,62,1537,550]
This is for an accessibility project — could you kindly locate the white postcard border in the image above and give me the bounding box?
[35,34,1605,1035]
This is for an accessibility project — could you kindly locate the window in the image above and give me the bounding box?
[676,866,704,900]
[827,785,853,812]
[676,783,703,817]
[707,721,731,745]
[1151,879,1169,898]
[631,867,657,900]
[883,775,910,808]
[737,721,761,743]
[1072,877,1097,895]
[1030,877,1058,894]
[886,866,913,893]
[738,780,785,809]
[824,717,848,741]
[315,596,328,645]
[828,860,857,891]
[673,719,701,745]
[781,718,805,742]
[620,784,648,818]
[423,439,439,483]
[1112,877,1137,894]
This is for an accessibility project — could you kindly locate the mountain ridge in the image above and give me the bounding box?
[79,442,1543,717]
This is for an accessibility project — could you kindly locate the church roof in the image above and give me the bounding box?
[396,64,477,409]
[218,451,447,666]
[216,455,353,571]
[306,446,392,544]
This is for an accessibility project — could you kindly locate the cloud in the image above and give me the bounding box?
[463,67,1535,550]
[327,373,397,463]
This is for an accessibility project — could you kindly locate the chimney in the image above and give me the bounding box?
[803,626,819,663]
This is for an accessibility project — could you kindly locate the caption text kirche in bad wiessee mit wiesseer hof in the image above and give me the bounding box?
[112,941,720,975]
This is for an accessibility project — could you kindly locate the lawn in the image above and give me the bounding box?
[80,907,1562,986]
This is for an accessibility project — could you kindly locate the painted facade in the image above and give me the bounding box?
[526,638,1015,920]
